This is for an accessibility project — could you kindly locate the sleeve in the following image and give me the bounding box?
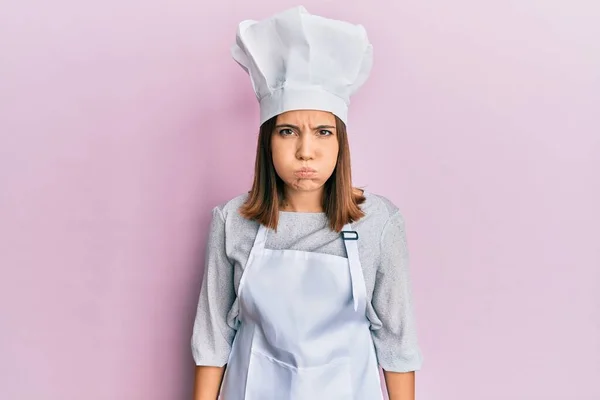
[191,206,237,366]
[370,210,424,372]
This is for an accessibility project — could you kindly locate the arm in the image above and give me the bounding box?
[372,210,423,398]
[191,207,237,399]
[383,370,415,400]
[193,366,226,400]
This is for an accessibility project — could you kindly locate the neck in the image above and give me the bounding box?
[281,187,324,212]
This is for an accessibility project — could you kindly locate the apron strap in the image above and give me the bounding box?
[238,223,269,295]
[252,223,269,252]
[341,223,367,313]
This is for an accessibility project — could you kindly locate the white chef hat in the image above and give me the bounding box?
[231,6,373,125]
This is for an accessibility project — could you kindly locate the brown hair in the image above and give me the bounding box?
[239,114,366,232]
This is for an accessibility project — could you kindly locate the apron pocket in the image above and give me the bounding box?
[245,350,353,400]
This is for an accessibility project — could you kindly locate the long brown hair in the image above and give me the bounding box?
[239,114,366,232]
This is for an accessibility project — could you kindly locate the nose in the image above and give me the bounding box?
[296,133,315,160]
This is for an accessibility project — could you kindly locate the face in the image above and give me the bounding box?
[271,109,339,194]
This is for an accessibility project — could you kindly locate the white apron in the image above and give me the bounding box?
[220,223,383,399]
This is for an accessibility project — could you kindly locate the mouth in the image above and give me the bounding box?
[297,167,316,173]
[294,167,317,178]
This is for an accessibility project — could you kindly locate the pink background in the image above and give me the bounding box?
[1,1,599,399]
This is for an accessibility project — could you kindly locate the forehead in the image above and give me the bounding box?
[276,109,337,126]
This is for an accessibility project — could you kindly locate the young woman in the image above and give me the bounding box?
[192,6,423,400]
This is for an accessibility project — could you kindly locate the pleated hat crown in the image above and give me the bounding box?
[231,6,374,125]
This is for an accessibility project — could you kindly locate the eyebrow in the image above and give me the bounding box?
[275,124,336,130]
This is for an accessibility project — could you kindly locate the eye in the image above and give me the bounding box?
[319,130,334,136]
[279,128,294,136]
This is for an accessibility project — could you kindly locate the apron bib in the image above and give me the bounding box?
[221,223,383,400]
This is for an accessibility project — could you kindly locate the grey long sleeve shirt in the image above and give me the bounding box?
[191,190,423,372]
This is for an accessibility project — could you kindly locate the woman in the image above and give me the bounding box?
[192,6,423,400]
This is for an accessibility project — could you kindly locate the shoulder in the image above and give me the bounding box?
[214,192,250,219]
[211,192,260,236]
[207,193,258,255]
[348,190,407,245]
[360,190,405,225]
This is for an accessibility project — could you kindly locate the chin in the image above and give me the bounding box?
[286,179,325,192]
